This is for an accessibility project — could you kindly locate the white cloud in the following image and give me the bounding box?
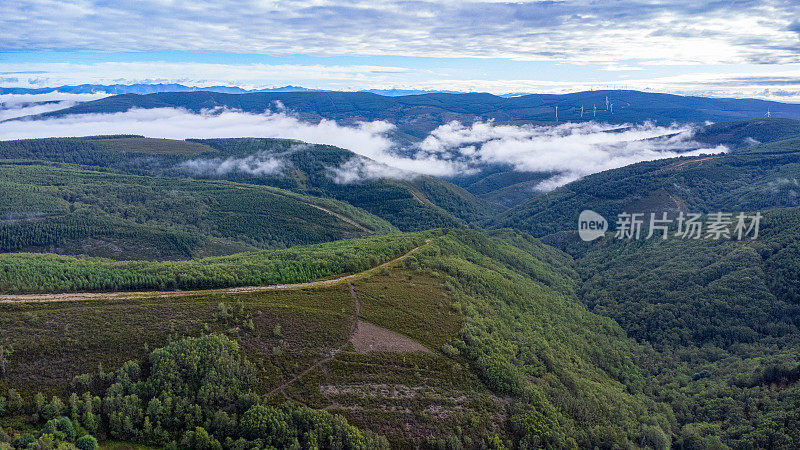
[327,157,414,184]
[2,1,799,65]
[179,153,285,176]
[0,92,109,121]
[0,107,396,152]
[0,107,727,190]
[417,120,728,189]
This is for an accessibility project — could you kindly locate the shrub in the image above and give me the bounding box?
[75,436,98,450]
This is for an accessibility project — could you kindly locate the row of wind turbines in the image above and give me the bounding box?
[554,96,612,122]
[553,96,777,122]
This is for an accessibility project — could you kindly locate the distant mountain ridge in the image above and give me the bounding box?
[0,83,471,97]
[0,83,322,95]
[21,90,800,140]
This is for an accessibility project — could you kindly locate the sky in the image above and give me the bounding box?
[2,0,800,100]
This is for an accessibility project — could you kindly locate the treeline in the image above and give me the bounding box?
[0,232,427,293]
[0,334,388,449]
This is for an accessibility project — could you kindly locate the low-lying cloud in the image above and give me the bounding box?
[328,157,414,184]
[178,152,285,177]
[419,120,728,189]
[0,92,109,121]
[0,107,727,190]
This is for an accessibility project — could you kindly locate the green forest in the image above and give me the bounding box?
[2,120,800,448]
[0,137,497,232]
[0,232,425,293]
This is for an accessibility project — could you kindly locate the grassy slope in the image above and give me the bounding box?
[0,161,396,260]
[0,229,666,448]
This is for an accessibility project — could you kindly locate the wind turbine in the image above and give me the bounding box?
[610,103,613,114]
[593,104,597,118]
[605,96,609,110]
[554,105,558,122]
[765,108,772,118]
[580,105,584,118]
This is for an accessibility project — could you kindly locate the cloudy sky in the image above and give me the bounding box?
[2,0,800,99]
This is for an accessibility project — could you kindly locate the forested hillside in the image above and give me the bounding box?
[2,112,800,448]
[0,161,395,260]
[493,128,800,236]
[0,229,672,448]
[551,207,800,448]
[2,213,800,447]
[0,136,497,232]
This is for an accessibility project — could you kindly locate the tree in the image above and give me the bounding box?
[180,427,222,450]
[34,392,46,420]
[75,436,98,450]
[44,397,66,421]
[7,389,22,414]
[42,417,76,442]
[12,434,35,449]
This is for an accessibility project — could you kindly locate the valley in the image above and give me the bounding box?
[1,92,800,449]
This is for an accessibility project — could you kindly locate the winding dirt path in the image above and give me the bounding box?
[0,240,431,304]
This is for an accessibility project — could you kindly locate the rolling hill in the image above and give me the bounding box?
[0,161,396,260]
[0,136,499,232]
[0,229,672,448]
[3,102,800,448]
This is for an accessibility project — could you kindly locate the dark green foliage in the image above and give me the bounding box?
[0,232,426,293]
[0,136,497,231]
[77,334,387,448]
[411,229,673,448]
[494,133,800,237]
[11,433,34,449]
[75,435,98,450]
[0,161,394,259]
[144,335,256,410]
[187,138,496,230]
[566,207,800,448]
[693,118,800,149]
[42,416,76,441]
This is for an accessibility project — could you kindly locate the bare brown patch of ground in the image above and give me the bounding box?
[350,320,432,354]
